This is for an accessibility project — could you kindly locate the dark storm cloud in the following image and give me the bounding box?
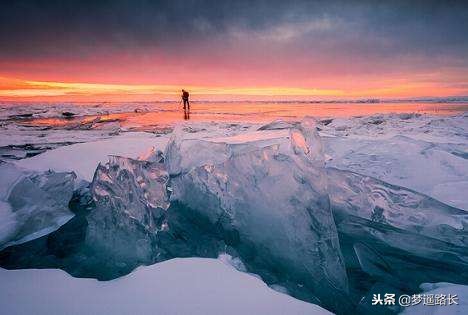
[1,0,467,62]
[0,0,294,54]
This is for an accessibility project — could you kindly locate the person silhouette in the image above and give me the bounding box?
[181,89,190,110]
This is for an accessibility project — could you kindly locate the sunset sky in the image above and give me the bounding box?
[1,0,468,101]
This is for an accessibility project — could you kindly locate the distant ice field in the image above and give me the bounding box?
[1,100,468,128]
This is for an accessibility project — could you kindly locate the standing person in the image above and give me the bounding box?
[181,89,190,110]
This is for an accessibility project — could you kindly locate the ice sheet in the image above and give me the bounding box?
[321,113,468,210]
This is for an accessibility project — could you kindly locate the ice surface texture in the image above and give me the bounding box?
[1,117,467,315]
[0,162,75,250]
[85,155,170,270]
[327,168,468,314]
[321,113,468,210]
[167,118,350,312]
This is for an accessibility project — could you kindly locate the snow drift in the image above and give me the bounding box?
[0,257,332,315]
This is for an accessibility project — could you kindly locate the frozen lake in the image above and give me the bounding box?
[1,101,467,315]
[2,101,468,130]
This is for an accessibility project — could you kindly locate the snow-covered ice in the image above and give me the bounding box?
[15,132,169,181]
[0,257,331,315]
[1,109,467,315]
[400,282,468,315]
[321,113,468,210]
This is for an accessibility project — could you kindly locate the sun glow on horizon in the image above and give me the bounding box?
[0,76,466,102]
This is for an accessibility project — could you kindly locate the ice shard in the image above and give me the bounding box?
[85,155,171,268]
[167,119,350,313]
[0,162,76,250]
[0,155,172,280]
[327,167,468,295]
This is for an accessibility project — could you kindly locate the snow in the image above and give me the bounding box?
[0,257,331,315]
[15,132,169,181]
[400,282,468,315]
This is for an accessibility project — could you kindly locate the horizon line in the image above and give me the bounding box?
[1,76,468,102]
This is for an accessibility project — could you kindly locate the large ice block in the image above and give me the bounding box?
[167,119,350,313]
[0,162,75,250]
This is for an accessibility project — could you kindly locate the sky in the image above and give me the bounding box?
[1,0,468,101]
